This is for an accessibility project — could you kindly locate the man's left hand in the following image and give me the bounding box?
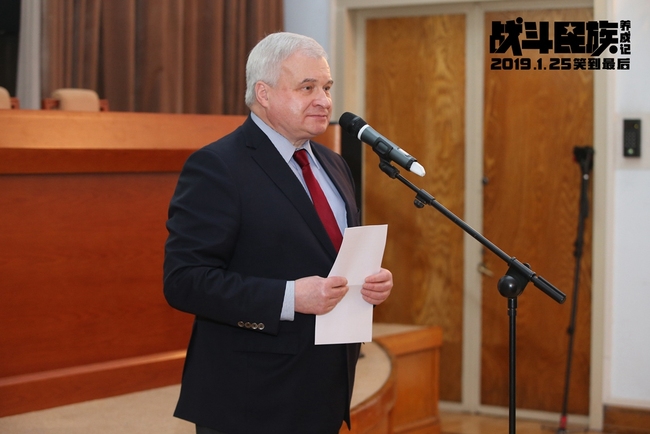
[361,268,393,305]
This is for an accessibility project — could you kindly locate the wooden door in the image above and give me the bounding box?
[481,8,593,413]
[364,14,466,403]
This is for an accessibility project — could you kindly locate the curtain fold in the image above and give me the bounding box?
[41,0,283,114]
[101,0,136,111]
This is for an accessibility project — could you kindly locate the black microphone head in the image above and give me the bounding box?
[338,112,367,137]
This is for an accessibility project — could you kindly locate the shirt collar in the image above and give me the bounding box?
[250,112,321,169]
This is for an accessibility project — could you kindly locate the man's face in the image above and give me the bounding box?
[263,52,333,146]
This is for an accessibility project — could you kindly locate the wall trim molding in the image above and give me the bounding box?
[604,405,650,434]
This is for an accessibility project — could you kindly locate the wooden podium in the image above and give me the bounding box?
[341,324,443,434]
[0,110,249,416]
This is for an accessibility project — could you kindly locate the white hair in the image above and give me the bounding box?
[245,32,328,107]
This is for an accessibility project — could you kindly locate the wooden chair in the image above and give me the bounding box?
[42,88,109,112]
[0,86,20,109]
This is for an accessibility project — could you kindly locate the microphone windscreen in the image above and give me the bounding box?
[338,112,366,136]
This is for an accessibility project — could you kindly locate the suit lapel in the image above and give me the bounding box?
[242,118,338,259]
[311,145,359,228]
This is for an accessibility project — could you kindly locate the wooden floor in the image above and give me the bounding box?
[440,411,601,434]
[0,386,609,434]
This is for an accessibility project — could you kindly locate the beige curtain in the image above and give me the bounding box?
[41,0,283,114]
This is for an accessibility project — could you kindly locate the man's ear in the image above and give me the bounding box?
[255,82,270,108]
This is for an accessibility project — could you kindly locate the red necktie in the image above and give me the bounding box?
[293,149,343,251]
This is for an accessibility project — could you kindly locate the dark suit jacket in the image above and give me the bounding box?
[164,116,361,434]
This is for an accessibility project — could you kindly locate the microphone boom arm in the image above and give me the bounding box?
[377,158,566,304]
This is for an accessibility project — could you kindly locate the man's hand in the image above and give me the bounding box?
[361,268,393,305]
[295,276,348,315]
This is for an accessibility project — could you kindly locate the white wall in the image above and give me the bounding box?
[284,0,332,55]
[608,0,650,409]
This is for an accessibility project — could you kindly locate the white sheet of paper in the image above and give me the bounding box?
[314,224,388,345]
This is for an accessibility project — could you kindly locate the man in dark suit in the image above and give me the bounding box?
[163,32,393,434]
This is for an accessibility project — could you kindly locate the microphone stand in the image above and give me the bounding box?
[376,158,566,434]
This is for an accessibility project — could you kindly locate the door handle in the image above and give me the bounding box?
[478,263,494,277]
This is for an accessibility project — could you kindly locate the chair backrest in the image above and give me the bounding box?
[0,86,19,110]
[42,88,109,111]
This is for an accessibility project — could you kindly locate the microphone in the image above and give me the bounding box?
[338,112,426,177]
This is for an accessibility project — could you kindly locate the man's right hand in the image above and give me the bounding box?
[294,276,348,315]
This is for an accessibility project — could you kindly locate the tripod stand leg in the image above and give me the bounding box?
[557,148,592,433]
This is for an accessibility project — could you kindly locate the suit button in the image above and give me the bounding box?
[237,321,244,328]
[251,323,258,330]
[258,323,265,330]
[244,322,251,329]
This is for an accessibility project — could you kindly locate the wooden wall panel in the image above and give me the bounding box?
[0,173,194,415]
[364,14,466,403]
[481,8,593,414]
[0,173,189,377]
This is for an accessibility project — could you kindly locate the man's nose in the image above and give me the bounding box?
[313,89,332,108]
